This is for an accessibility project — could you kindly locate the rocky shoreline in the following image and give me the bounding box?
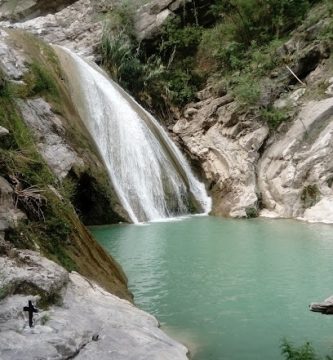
[0,244,189,360]
[0,0,333,358]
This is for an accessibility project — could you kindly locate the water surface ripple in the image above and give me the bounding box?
[92,217,333,360]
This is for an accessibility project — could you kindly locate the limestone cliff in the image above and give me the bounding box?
[1,0,332,226]
[172,5,333,223]
[0,28,131,300]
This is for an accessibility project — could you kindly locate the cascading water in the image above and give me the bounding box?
[54,46,211,223]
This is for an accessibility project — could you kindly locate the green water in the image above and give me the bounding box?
[92,216,333,360]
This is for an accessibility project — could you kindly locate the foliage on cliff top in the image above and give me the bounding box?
[100,0,328,120]
[101,0,333,128]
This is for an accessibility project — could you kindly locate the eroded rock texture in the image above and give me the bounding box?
[174,95,269,218]
[0,0,78,21]
[259,98,333,223]
[0,248,188,360]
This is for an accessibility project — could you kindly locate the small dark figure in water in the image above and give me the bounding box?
[23,300,38,328]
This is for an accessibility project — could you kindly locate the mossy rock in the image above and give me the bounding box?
[301,184,321,209]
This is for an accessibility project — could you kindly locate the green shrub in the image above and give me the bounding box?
[210,0,311,45]
[301,184,320,208]
[281,339,333,360]
[261,106,290,129]
[233,75,261,106]
[159,17,203,59]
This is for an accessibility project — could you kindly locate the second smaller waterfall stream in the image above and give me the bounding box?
[55,46,211,223]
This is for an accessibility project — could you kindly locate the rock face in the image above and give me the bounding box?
[259,98,333,223]
[0,176,26,235]
[134,0,214,41]
[174,95,269,218]
[174,91,333,222]
[4,0,102,58]
[0,28,129,224]
[0,0,332,225]
[0,0,78,21]
[134,0,179,41]
[18,98,84,179]
[0,248,189,360]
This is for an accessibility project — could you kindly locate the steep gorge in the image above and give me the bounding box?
[0,0,333,358]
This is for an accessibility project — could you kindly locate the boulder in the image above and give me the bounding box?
[0,252,189,360]
[0,0,78,21]
[310,295,333,314]
[0,176,27,232]
[134,0,191,41]
[0,126,9,137]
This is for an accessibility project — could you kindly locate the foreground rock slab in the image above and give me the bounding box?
[0,250,189,360]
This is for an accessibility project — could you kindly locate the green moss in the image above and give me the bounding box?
[28,61,59,98]
[301,184,320,209]
[245,207,258,218]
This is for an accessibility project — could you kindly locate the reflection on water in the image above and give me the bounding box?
[92,217,333,360]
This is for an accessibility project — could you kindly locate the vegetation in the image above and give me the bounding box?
[260,106,291,129]
[99,0,328,129]
[281,339,333,360]
[0,87,76,270]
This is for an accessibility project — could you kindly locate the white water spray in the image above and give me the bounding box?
[55,46,211,223]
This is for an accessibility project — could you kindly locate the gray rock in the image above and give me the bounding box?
[0,29,27,80]
[0,252,189,360]
[134,0,191,41]
[0,176,26,231]
[6,0,102,59]
[174,93,267,218]
[0,126,9,137]
[17,98,84,179]
[258,98,333,223]
[0,250,69,300]
[310,295,333,314]
[0,0,78,21]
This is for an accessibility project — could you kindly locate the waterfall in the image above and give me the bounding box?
[54,46,211,223]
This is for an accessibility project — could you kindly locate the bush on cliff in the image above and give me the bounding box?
[100,0,323,118]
